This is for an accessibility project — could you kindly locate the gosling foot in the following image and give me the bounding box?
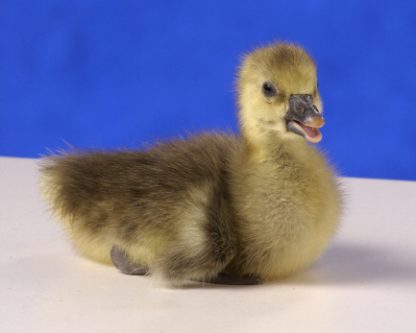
[110,246,148,275]
[206,273,262,285]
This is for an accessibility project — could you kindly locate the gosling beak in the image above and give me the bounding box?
[285,94,325,143]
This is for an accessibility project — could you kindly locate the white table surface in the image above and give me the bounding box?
[0,157,415,333]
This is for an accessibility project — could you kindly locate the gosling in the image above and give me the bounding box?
[41,42,342,286]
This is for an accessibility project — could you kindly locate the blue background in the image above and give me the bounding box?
[1,0,415,180]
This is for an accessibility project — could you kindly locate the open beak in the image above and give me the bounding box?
[285,94,325,143]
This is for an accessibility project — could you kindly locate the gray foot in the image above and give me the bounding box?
[207,273,262,285]
[110,246,148,275]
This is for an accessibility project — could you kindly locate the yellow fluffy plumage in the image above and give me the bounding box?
[41,42,342,286]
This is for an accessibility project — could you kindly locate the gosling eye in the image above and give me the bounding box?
[262,81,277,97]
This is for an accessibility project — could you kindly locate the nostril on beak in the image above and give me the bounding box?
[312,105,320,114]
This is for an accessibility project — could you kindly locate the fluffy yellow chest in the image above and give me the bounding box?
[231,146,341,279]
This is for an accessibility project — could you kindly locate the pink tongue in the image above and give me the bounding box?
[299,123,319,138]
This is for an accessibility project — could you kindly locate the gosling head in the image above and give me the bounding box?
[238,43,324,144]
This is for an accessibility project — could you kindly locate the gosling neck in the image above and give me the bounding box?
[239,112,311,163]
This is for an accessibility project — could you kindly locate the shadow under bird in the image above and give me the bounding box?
[41,42,342,286]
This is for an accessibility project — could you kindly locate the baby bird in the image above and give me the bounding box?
[41,43,341,286]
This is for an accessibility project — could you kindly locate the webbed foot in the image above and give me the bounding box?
[110,246,148,275]
[206,273,262,285]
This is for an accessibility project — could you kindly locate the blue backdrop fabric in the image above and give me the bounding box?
[1,0,415,180]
